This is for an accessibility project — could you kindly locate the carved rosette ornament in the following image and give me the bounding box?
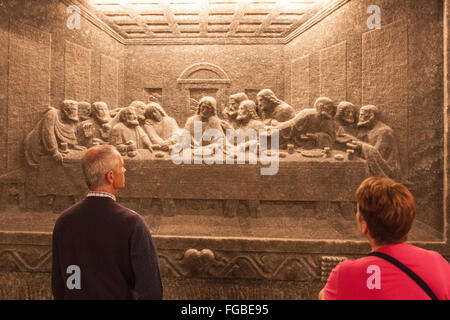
[158,248,323,281]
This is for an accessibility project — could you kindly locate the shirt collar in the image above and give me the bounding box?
[86,191,116,201]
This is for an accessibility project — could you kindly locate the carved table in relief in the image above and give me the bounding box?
[31,150,368,217]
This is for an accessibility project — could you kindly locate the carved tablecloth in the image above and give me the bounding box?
[36,150,368,202]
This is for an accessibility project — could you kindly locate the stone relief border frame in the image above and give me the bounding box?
[0,0,448,299]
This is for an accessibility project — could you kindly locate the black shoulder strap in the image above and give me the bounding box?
[368,251,438,300]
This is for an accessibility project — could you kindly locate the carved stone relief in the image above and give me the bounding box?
[320,41,347,103]
[64,41,91,103]
[291,55,310,110]
[177,62,231,120]
[362,21,408,176]
[100,54,119,109]
[8,22,51,169]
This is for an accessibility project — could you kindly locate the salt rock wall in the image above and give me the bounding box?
[284,0,444,232]
[0,0,126,172]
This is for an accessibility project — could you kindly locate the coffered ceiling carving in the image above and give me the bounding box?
[71,0,350,44]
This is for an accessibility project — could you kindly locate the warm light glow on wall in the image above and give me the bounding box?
[91,0,325,5]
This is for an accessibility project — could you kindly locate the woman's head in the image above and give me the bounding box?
[356,177,415,245]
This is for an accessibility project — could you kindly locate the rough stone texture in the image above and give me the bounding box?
[125,44,285,125]
[100,54,119,109]
[284,0,445,232]
[0,233,448,299]
[320,41,347,103]
[406,0,444,232]
[0,272,323,300]
[0,205,441,241]
[64,41,91,103]
[290,55,310,109]
[362,21,408,175]
[0,0,448,300]
[8,22,51,170]
[0,19,8,174]
[0,272,53,300]
[0,0,126,170]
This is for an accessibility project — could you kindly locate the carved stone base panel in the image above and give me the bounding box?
[0,231,448,300]
[159,249,322,282]
[0,245,51,273]
[162,278,323,300]
[0,272,324,300]
[0,272,52,300]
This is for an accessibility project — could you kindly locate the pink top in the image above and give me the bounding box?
[324,243,450,300]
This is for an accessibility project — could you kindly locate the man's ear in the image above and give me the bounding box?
[106,171,114,185]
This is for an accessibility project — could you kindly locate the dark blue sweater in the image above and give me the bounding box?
[52,197,163,300]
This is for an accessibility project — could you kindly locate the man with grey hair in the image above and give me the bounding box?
[51,145,163,299]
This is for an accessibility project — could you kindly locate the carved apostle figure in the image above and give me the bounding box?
[78,101,92,122]
[222,92,249,129]
[236,100,265,131]
[24,100,85,166]
[184,96,224,147]
[129,100,147,125]
[347,105,400,179]
[257,89,295,126]
[109,106,154,155]
[270,97,336,149]
[143,102,179,147]
[77,101,112,147]
[229,100,266,153]
[335,101,359,147]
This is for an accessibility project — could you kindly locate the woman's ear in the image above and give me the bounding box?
[356,209,369,237]
[359,219,369,237]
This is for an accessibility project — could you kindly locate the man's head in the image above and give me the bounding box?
[81,145,126,193]
[60,100,79,122]
[78,102,91,121]
[314,97,336,120]
[236,100,261,122]
[356,177,415,246]
[120,106,140,127]
[144,102,166,122]
[92,102,111,124]
[197,96,217,119]
[257,89,281,113]
[336,101,358,125]
[358,105,379,128]
[227,93,249,118]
